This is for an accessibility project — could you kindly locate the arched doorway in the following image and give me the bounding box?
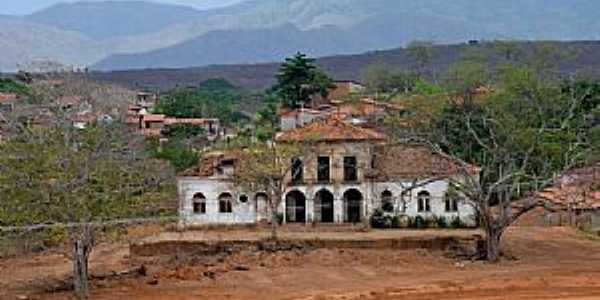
[255,193,269,221]
[315,189,334,223]
[343,189,363,223]
[285,190,306,223]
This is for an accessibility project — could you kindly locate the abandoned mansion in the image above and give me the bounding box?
[177,97,479,227]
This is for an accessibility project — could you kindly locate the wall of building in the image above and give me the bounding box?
[178,177,477,227]
[178,177,261,226]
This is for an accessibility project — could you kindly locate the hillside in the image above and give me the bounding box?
[0,17,106,72]
[25,1,205,40]
[90,41,600,91]
[5,0,600,71]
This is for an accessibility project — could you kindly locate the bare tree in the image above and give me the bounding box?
[233,141,314,240]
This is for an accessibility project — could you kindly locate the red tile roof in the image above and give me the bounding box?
[537,163,600,210]
[0,92,18,102]
[164,118,218,126]
[371,145,480,179]
[276,118,386,142]
[142,114,166,122]
[180,151,242,177]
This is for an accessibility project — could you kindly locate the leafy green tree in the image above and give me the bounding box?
[429,65,594,262]
[152,138,199,172]
[155,78,250,125]
[362,62,420,94]
[272,52,334,108]
[0,78,31,96]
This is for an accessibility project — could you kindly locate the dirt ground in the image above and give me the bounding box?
[1,226,599,300]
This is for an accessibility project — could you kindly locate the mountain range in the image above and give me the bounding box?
[3,0,600,71]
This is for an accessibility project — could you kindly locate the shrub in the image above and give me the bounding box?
[391,215,401,228]
[437,216,448,229]
[397,214,412,228]
[370,209,386,228]
[450,216,463,229]
[425,216,439,228]
[414,216,426,229]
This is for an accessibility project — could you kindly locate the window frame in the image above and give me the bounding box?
[317,156,331,182]
[343,156,358,182]
[417,191,431,213]
[218,193,233,213]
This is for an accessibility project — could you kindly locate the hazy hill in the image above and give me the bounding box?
[0,17,105,72]
[6,0,600,71]
[90,41,600,91]
[93,0,600,70]
[25,1,204,40]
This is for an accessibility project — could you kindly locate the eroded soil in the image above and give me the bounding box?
[1,226,599,300]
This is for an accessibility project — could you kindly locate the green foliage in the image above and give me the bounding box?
[164,123,205,139]
[443,60,490,96]
[414,216,426,229]
[0,124,174,227]
[272,52,334,108]
[413,79,444,95]
[254,93,281,141]
[0,78,31,96]
[155,78,250,125]
[153,139,199,172]
[362,62,420,94]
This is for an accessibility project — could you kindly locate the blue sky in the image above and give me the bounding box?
[1,0,247,15]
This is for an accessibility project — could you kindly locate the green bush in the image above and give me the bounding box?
[437,216,448,228]
[414,216,426,229]
[450,216,463,229]
[425,216,439,228]
[391,215,401,228]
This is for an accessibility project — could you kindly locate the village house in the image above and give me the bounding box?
[280,97,404,131]
[529,163,600,230]
[177,118,478,227]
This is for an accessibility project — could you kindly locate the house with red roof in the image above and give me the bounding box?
[178,117,477,227]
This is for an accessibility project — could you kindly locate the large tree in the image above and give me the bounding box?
[0,116,174,298]
[272,52,334,108]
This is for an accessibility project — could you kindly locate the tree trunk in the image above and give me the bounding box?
[270,204,279,241]
[73,227,94,300]
[485,226,502,263]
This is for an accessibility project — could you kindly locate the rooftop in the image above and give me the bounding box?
[371,145,480,179]
[276,118,386,142]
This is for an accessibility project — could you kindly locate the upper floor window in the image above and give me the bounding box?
[291,157,304,183]
[343,156,358,182]
[381,190,394,212]
[317,156,331,182]
[417,191,431,212]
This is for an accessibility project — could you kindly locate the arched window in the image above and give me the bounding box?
[381,190,394,212]
[445,194,459,212]
[417,191,431,212]
[218,193,233,213]
[192,193,206,214]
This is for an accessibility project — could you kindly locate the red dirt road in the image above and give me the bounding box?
[1,226,599,300]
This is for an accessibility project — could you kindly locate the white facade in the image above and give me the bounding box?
[178,177,477,227]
